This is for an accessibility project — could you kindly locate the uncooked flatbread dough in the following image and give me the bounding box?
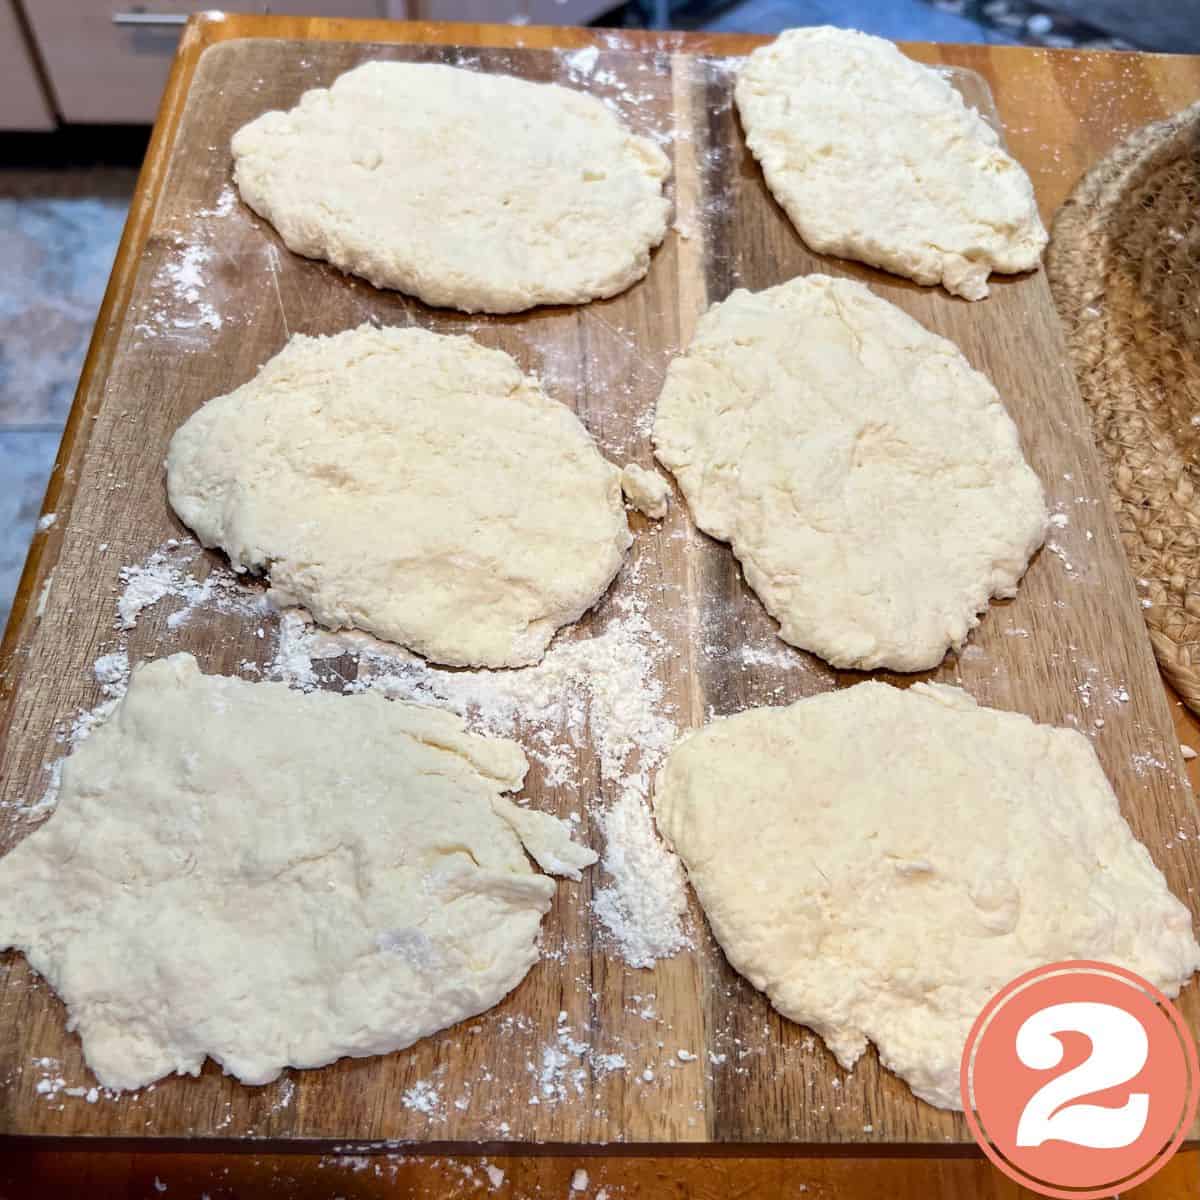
[735,27,1048,300]
[232,61,672,313]
[620,463,671,519]
[0,654,595,1091]
[654,682,1200,1110]
[652,275,1046,671]
[167,325,632,668]
[492,797,596,882]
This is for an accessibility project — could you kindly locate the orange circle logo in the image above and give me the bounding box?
[961,961,1198,1198]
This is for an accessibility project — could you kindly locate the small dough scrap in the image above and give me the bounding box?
[167,325,632,668]
[652,275,1046,671]
[232,61,672,313]
[0,654,594,1091]
[654,681,1200,1110]
[620,463,671,519]
[735,27,1048,300]
[493,797,598,882]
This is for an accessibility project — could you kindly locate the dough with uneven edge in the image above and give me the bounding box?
[652,274,1046,671]
[0,654,595,1091]
[735,27,1047,300]
[167,324,632,668]
[654,681,1200,1110]
[232,60,672,313]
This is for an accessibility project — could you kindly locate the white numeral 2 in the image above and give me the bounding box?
[1016,1001,1149,1149]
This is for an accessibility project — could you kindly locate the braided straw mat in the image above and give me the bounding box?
[1048,101,1200,713]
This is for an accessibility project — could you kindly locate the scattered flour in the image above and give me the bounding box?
[153,244,222,333]
[592,789,690,968]
[93,651,129,691]
[70,650,132,747]
[562,45,599,76]
[739,642,809,670]
[345,597,673,790]
[116,553,183,629]
[28,1056,110,1107]
[271,1077,296,1112]
[132,189,239,341]
[571,1167,590,1192]
[591,1052,627,1074]
[117,542,267,631]
[401,1079,444,1120]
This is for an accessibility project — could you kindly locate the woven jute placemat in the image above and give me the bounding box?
[1048,101,1200,713]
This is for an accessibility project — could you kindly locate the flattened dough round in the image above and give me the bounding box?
[0,654,595,1090]
[652,275,1047,671]
[167,325,632,668]
[654,682,1200,1110]
[735,27,1047,300]
[232,61,672,313]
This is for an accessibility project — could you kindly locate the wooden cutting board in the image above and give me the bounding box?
[1,22,1197,1150]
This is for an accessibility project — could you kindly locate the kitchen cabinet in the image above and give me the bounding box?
[0,0,54,130]
[19,1,623,127]
[23,2,391,124]
[410,0,618,25]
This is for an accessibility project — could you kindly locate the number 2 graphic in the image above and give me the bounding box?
[1016,1001,1150,1149]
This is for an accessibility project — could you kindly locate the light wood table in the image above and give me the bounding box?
[3,14,1199,1198]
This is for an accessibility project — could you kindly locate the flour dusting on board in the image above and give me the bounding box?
[132,185,239,342]
[557,45,674,148]
[117,541,267,631]
[137,243,223,336]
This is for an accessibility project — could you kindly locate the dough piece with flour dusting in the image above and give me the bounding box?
[620,464,671,519]
[0,654,594,1091]
[493,797,597,882]
[654,682,1200,1110]
[167,325,632,668]
[735,27,1047,300]
[652,275,1046,671]
[232,61,671,313]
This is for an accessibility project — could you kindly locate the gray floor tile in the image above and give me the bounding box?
[0,431,60,634]
[0,176,133,427]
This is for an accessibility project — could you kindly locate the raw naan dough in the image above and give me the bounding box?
[654,682,1200,1110]
[620,463,671,519]
[232,61,672,313]
[735,27,1048,300]
[167,325,632,668]
[0,654,595,1091]
[652,275,1046,671]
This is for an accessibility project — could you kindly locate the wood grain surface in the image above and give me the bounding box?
[1,15,1198,1181]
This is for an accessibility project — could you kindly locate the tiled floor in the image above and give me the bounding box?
[0,432,61,629]
[0,169,135,632]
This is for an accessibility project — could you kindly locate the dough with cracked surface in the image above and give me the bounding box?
[0,654,594,1091]
[654,681,1200,1110]
[232,61,672,313]
[652,275,1046,671]
[735,27,1047,300]
[167,325,632,668]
